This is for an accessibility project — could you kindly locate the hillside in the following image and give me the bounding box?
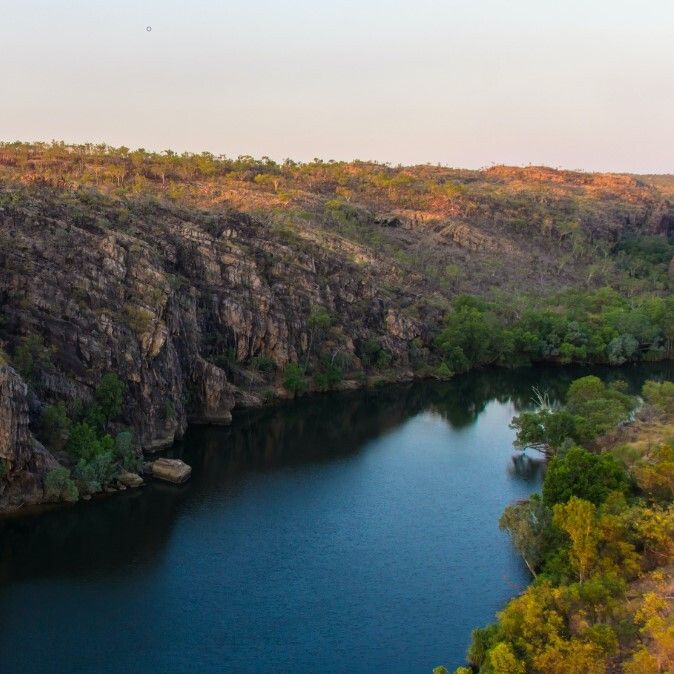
[0,141,673,512]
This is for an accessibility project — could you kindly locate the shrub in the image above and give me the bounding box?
[283,362,306,395]
[65,422,115,462]
[251,355,276,374]
[436,361,452,379]
[123,304,153,336]
[13,334,56,382]
[73,451,117,495]
[40,402,72,451]
[314,364,343,391]
[115,431,142,472]
[642,380,674,414]
[45,467,79,502]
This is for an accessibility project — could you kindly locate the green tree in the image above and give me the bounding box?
[65,422,115,462]
[542,446,628,507]
[95,372,126,429]
[499,495,552,576]
[511,409,577,454]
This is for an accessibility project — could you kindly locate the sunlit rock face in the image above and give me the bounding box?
[0,157,670,511]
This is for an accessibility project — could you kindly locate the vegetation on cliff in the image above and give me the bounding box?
[439,376,674,674]
[0,141,672,511]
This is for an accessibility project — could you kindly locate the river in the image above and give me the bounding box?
[0,364,669,673]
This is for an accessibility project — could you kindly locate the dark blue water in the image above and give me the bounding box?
[0,365,666,673]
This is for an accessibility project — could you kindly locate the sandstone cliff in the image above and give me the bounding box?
[0,146,672,512]
[0,364,58,510]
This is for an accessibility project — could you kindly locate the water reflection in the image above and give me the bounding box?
[0,363,668,674]
[0,363,666,589]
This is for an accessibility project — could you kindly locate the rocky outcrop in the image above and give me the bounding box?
[0,364,59,511]
[0,189,431,510]
[437,221,517,254]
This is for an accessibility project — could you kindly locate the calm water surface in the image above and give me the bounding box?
[0,364,668,673]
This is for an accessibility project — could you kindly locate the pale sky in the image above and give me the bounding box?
[1,0,673,172]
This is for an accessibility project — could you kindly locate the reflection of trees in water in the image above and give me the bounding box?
[0,363,663,587]
[425,362,670,429]
[508,452,546,484]
[175,385,428,491]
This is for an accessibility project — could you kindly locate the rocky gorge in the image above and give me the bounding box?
[0,143,672,512]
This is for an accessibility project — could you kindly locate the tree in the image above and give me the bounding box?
[553,497,599,582]
[542,446,628,507]
[499,495,552,577]
[95,372,126,429]
[486,642,525,674]
[642,380,674,414]
[564,376,635,445]
[65,422,115,462]
[511,409,577,455]
[115,430,142,472]
[434,299,502,369]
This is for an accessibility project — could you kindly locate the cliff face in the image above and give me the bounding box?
[0,189,431,512]
[0,151,672,512]
[0,364,58,510]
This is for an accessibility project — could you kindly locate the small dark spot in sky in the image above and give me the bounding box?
[146,26,152,32]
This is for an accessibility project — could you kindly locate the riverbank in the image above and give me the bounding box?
[2,360,672,516]
[443,374,674,673]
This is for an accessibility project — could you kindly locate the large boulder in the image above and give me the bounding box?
[150,457,191,484]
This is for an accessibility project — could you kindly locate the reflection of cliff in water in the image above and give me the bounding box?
[0,484,189,586]
[0,363,666,588]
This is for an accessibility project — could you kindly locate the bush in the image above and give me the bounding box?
[251,355,276,374]
[115,431,142,472]
[40,402,72,451]
[13,334,56,382]
[436,361,452,379]
[283,362,306,395]
[65,422,115,461]
[314,364,343,391]
[73,451,117,495]
[361,338,392,371]
[642,380,674,414]
[45,467,79,502]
